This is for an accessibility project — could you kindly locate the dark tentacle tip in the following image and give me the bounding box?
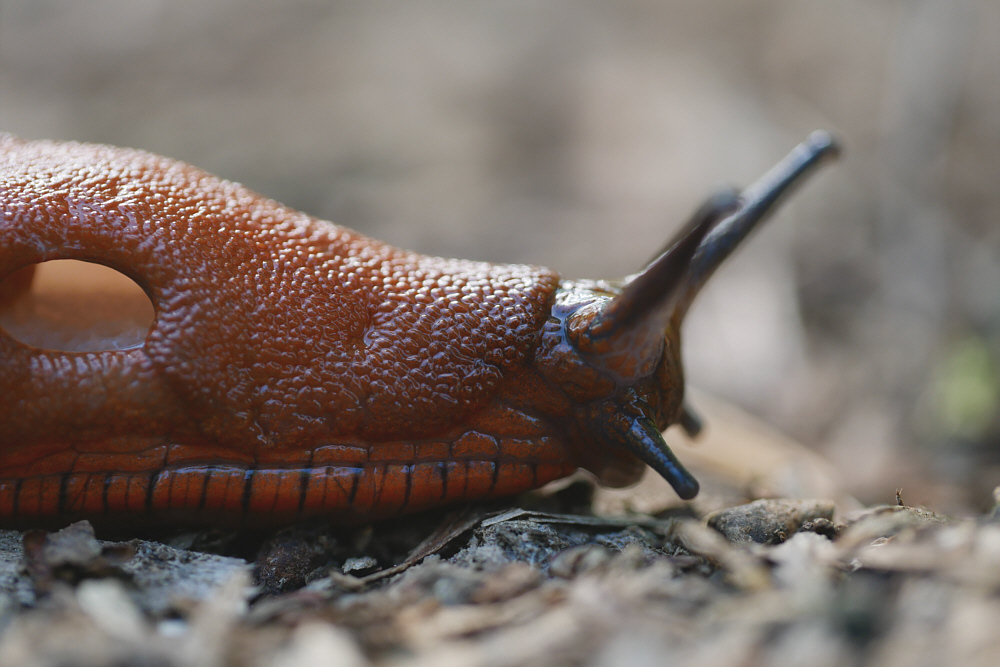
[591,401,701,500]
[804,130,842,161]
[678,403,704,439]
[632,416,700,499]
[670,471,700,501]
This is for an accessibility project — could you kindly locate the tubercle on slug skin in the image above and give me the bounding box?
[0,131,838,528]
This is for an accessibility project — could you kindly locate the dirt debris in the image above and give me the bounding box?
[0,492,998,666]
[705,499,837,545]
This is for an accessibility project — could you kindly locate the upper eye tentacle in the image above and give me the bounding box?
[673,130,841,321]
[568,130,841,385]
[568,190,739,384]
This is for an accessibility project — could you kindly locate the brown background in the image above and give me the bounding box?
[1,1,998,511]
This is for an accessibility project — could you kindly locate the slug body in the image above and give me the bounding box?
[0,132,837,527]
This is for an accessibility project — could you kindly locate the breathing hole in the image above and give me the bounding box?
[0,260,155,352]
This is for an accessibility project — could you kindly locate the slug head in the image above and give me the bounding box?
[535,132,840,499]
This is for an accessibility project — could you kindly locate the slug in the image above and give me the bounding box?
[0,131,838,528]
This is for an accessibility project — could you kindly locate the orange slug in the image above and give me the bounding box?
[0,131,838,528]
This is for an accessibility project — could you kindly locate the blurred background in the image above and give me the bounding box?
[1,1,997,512]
